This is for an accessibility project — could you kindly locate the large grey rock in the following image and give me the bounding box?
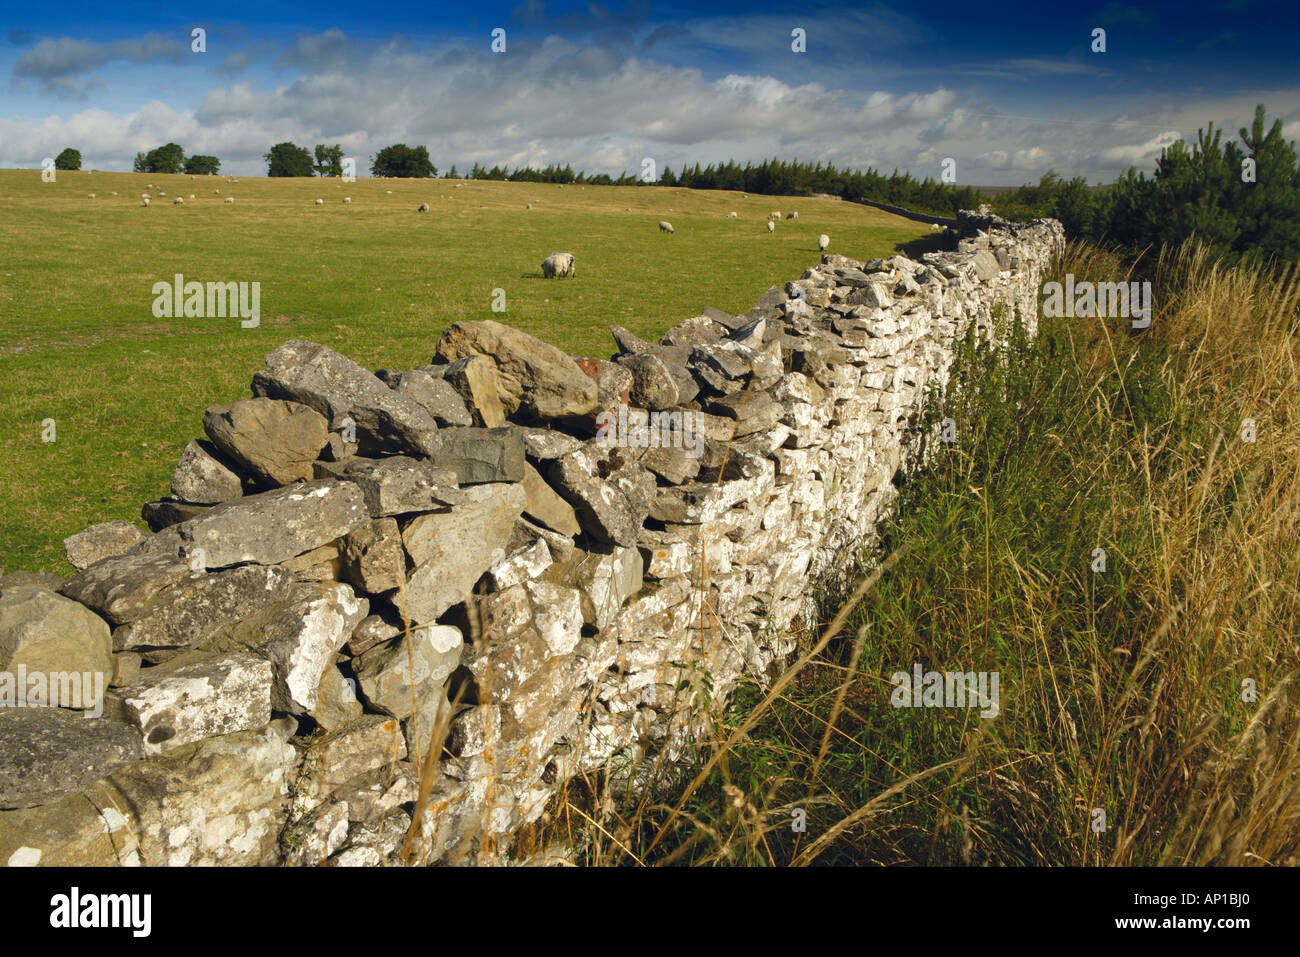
[109,564,294,651]
[547,446,656,547]
[429,427,525,484]
[0,571,65,591]
[462,581,582,701]
[170,439,244,504]
[313,665,364,731]
[618,353,680,410]
[58,551,192,626]
[0,707,143,809]
[252,340,441,458]
[169,479,369,570]
[392,483,527,623]
[970,249,1000,281]
[199,581,368,716]
[442,355,506,428]
[388,369,474,427]
[202,397,330,485]
[705,391,784,436]
[119,652,273,754]
[0,586,113,709]
[352,624,463,718]
[322,456,461,517]
[518,428,585,461]
[63,521,148,571]
[436,320,598,420]
[660,315,726,349]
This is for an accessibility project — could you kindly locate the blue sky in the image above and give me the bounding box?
[2,0,1297,184]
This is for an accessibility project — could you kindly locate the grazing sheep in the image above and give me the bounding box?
[214,189,220,194]
[386,190,393,194]
[224,197,235,204]
[87,193,95,199]
[818,233,830,251]
[189,194,195,199]
[769,211,781,220]
[417,203,430,212]
[158,191,165,196]
[728,211,738,217]
[525,203,532,209]
[742,194,748,199]
[314,198,323,205]
[343,197,352,203]
[766,220,775,233]
[625,207,631,212]
[141,197,150,206]
[658,221,674,234]
[110,191,117,196]
[541,252,576,278]
[930,223,941,231]
[141,193,150,201]
[173,197,184,205]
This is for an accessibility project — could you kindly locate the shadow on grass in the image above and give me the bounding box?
[895,234,951,259]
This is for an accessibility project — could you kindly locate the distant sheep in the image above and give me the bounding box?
[818,233,829,251]
[418,203,430,212]
[769,211,781,220]
[141,193,150,201]
[158,191,165,196]
[766,220,775,233]
[224,197,235,204]
[110,192,117,196]
[189,194,195,199]
[930,223,941,231]
[141,197,150,206]
[148,183,155,189]
[386,190,393,194]
[343,197,352,203]
[173,197,184,205]
[314,198,323,205]
[786,211,798,220]
[541,252,576,278]
[525,203,532,209]
[214,189,220,194]
[728,211,738,217]
[659,221,674,233]
[625,207,631,212]
[87,193,95,199]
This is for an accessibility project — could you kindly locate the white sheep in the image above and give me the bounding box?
[148,183,155,189]
[766,220,775,233]
[343,197,351,203]
[728,211,738,217]
[87,193,95,199]
[525,203,532,209]
[188,193,195,199]
[386,190,393,194]
[173,197,184,205]
[141,193,150,201]
[314,198,323,205]
[224,197,235,204]
[659,221,674,234]
[417,203,430,212]
[786,211,798,220]
[818,233,830,251]
[769,211,781,220]
[110,191,117,196]
[214,189,220,195]
[541,252,576,278]
[158,191,165,196]
[141,197,150,206]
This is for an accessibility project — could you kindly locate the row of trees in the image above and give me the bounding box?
[985,105,1299,264]
[131,143,221,175]
[263,141,438,178]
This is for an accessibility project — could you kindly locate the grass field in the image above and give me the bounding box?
[0,168,934,575]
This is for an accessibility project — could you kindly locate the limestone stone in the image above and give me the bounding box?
[430,427,525,484]
[170,439,244,504]
[0,707,143,809]
[340,518,405,594]
[252,340,441,458]
[352,624,463,718]
[436,320,598,420]
[203,397,330,485]
[0,586,113,704]
[63,521,149,571]
[442,355,507,427]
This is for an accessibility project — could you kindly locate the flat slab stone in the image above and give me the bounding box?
[0,707,143,809]
[63,521,149,571]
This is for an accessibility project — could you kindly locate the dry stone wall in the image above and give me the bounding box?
[0,209,1063,866]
